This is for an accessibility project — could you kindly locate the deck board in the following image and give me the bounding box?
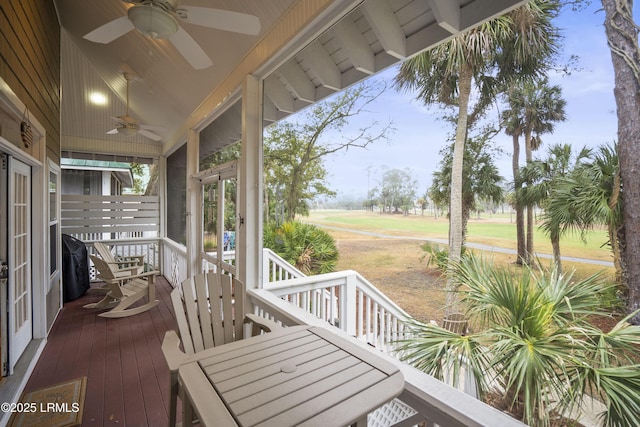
[23,276,178,426]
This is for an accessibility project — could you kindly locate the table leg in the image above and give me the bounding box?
[182,390,194,427]
[353,414,368,426]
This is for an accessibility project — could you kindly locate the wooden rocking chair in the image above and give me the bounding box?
[93,241,145,277]
[161,272,281,427]
[84,254,159,318]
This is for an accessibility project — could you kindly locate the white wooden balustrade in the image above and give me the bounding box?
[164,247,410,351]
[263,269,411,352]
[263,248,306,281]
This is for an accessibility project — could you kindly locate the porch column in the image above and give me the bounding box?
[238,74,263,289]
[186,127,200,278]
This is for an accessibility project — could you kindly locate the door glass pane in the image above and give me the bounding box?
[222,178,237,252]
[203,181,219,252]
[49,170,57,220]
[50,224,57,274]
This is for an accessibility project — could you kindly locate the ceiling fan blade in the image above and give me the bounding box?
[177,6,260,36]
[111,116,126,125]
[138,129,163,141]
[139,124,166,132]
[170,27,213,70]
[84,16,135,44]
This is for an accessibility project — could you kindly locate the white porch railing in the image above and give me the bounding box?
[202,250,237,277]
[162,238,188,287]
[262,248,410,351]
[263,248,306,281]
[162,240,237,287]
[163,246,409,352]
[263,269,411,352]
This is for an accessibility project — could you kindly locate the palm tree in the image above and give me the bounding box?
[518,144,591,272]
[502,76,567,264]
[398,255,640,427]
[544,143,625,284]
[394,1,560,289]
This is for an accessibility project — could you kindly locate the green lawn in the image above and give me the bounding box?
[307,209,613,263]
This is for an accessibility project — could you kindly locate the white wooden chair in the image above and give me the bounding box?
[162,272,281,427]
[93,241,145,277]
[84,254,159,318]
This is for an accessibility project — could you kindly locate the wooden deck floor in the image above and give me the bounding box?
[24,276,178,427]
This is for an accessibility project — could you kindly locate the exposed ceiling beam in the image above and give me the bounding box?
[460,0,529,29]
[428,0,460,33]
[263,98,277,123]
[277,60,316,103]
[299,41,342,91]
[361,0,406,59]
[332,17,375,75]
[264,75,295,113]
[406,22,453,58]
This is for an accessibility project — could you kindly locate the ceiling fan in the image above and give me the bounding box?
[107,72,164,141]
[83,0,261,69]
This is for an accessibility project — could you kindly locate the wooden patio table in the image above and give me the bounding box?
[178,324,405,427]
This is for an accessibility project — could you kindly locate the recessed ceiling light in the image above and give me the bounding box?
[89,92,107,105]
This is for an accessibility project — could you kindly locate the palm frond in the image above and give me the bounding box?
[397,319,492,397]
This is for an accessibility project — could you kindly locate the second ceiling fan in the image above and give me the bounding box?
[107,72,164,141]
[83,0,261,70]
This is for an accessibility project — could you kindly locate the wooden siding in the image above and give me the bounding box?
[0,0,61,162]
[61,195,160,239]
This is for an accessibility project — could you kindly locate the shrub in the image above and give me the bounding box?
[421,242,466,272]
[264,221,338,275]
[398,255,640,427]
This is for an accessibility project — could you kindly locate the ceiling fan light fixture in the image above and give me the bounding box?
[128,4,178,39]
[117,126,138,137]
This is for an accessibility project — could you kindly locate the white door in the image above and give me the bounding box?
[8,157,32,371]
[200,161,238,277]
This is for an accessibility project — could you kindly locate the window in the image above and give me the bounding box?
[48,163,60,278]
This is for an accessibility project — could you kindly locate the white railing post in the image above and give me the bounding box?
[341,272,357,336]
[262,249,271,286]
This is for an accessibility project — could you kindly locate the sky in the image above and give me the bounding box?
[312,2,638,203]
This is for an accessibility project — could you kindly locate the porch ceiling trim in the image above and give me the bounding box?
[261,0,530,127]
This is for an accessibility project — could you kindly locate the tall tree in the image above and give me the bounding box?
[602,0,640,323]
[377,168,417,213]
[395,1,560,283]
[264,84,393,222]
[430,133,504,247]
[502,77,567,264]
